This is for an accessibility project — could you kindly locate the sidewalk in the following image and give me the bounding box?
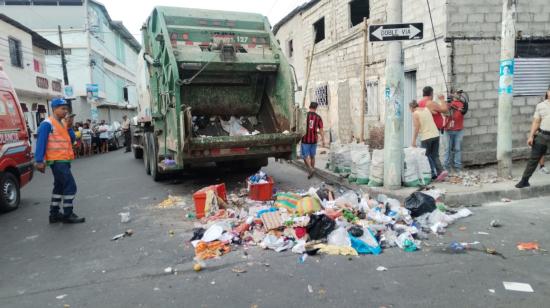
[292,147,550,206]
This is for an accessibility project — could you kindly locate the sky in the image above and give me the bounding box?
[99,0,309,41]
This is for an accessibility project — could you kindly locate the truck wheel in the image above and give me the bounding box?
[133,147,143,159]
[143,133,151,175]
[0,172,20,212]
[148,133,163,182]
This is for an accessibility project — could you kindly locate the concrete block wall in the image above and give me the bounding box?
[448,0,550,165]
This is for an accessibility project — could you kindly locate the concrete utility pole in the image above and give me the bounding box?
[57,25,69,86]
[496,0,516,178]
[383,0,405,189]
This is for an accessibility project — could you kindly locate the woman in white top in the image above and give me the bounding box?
[98,120,110,154]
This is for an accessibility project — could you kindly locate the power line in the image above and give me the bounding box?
[425,0,449,94]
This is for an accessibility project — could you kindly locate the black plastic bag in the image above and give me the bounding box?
[190,227,206,241]
[404,192,436,217]
[306,214,336,240]
[348,225,364,237]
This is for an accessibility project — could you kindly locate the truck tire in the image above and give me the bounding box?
[147,133,163,182]
[143,133,151,175]
[0,172,20,212]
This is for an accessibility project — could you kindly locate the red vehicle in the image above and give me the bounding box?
[0,67,34,212]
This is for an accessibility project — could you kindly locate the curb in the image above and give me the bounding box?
[290,160,550,206]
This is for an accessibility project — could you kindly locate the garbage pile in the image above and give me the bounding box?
[447,170,502,186]
[188,177,473,265]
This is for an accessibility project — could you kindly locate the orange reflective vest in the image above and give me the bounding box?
[45,116,74,161]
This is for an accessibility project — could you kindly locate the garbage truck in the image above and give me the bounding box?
[132,7,302,181]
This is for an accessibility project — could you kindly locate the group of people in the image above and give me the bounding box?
[64,115,132,158]
[410,86,467,182]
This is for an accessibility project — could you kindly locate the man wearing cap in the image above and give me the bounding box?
[35,98,85,224]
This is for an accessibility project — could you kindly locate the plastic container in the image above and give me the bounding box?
[193,184,227,219]
[248,176,274,201]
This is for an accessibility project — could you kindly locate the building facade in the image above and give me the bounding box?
[274,0,550,165]
[0,0,141,124]
[0,13,61,133]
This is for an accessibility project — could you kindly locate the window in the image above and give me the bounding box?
[314,85,328,107]
[514,40,550,96]
[33,59,41,73]
[287,39,294,58]
[349,0,370,27]
[8,37,23,68]
[313,18,325,44]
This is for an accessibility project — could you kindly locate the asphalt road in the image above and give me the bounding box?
[0,150,549,308]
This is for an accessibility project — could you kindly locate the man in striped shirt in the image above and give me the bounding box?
[301,102,325,179]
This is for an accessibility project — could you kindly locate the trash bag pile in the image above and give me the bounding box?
[189,182,473,263]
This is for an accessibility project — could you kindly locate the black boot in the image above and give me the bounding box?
[515,178,530,189]
[49,213,64,224]
[62,213,86,224]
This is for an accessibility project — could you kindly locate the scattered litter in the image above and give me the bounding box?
[56,294,67,300]
[477,231,489,235]
[111,229,133,241]
[501,198,511,203]
[153,287,160,291]
[488,289,495,294]
[193,263,203,272]
[502,281,534,293]
[376,266,388,271]
[119,212,130,223]
[298,254,308,264]
[490,219,502,228]
[231,267,247,274]
[211,281,216,285]
[25,235,39,241]
[157,195,186,209]
[517,242,539,251]
[164,267,173,274]
[458,226,467,231]
[169,230,175,237]
[307,285,313,293]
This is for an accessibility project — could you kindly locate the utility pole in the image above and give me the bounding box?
[58,25,72,112]
[496,0,516,178]
[383,0,405,189]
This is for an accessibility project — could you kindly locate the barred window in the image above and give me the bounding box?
[314,85,328,107]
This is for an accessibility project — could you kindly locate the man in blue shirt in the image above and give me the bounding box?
[35,98,85,224]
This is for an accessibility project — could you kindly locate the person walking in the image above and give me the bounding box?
[410,100,448,181]
[301,102,325,179]
[122,115,131,153]
[444,93,468,172]
[515,89,550,188]
[35,98,85,224]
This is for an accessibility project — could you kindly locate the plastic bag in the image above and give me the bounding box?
[404,192,436,217]
[221,116,250,136]
[335,144,352,175]
[356,152,371,185]
[349,144,369,182]
[367,209,393,224]
[351,228,382,255]
[328,227,351,247]
[368,149,384,187]
[396,232,418,252]
[306,214,336,240]
[414,147,432,185]
[403,147,421,187]
[335,190,359,208]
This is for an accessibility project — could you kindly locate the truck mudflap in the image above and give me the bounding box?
[183,132,300,162]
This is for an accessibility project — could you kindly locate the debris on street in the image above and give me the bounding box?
[517,242,539,251]
[185,175,475,266]
[111,229,133,241]
[502,281,534,293]
[157,195,186,209]
[119,212,130,223]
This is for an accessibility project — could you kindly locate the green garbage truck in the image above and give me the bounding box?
[132,7,302,180]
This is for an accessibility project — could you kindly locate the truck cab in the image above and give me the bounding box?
[0,66,34,211]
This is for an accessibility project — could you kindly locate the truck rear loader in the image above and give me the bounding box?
[132,7,302,181]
